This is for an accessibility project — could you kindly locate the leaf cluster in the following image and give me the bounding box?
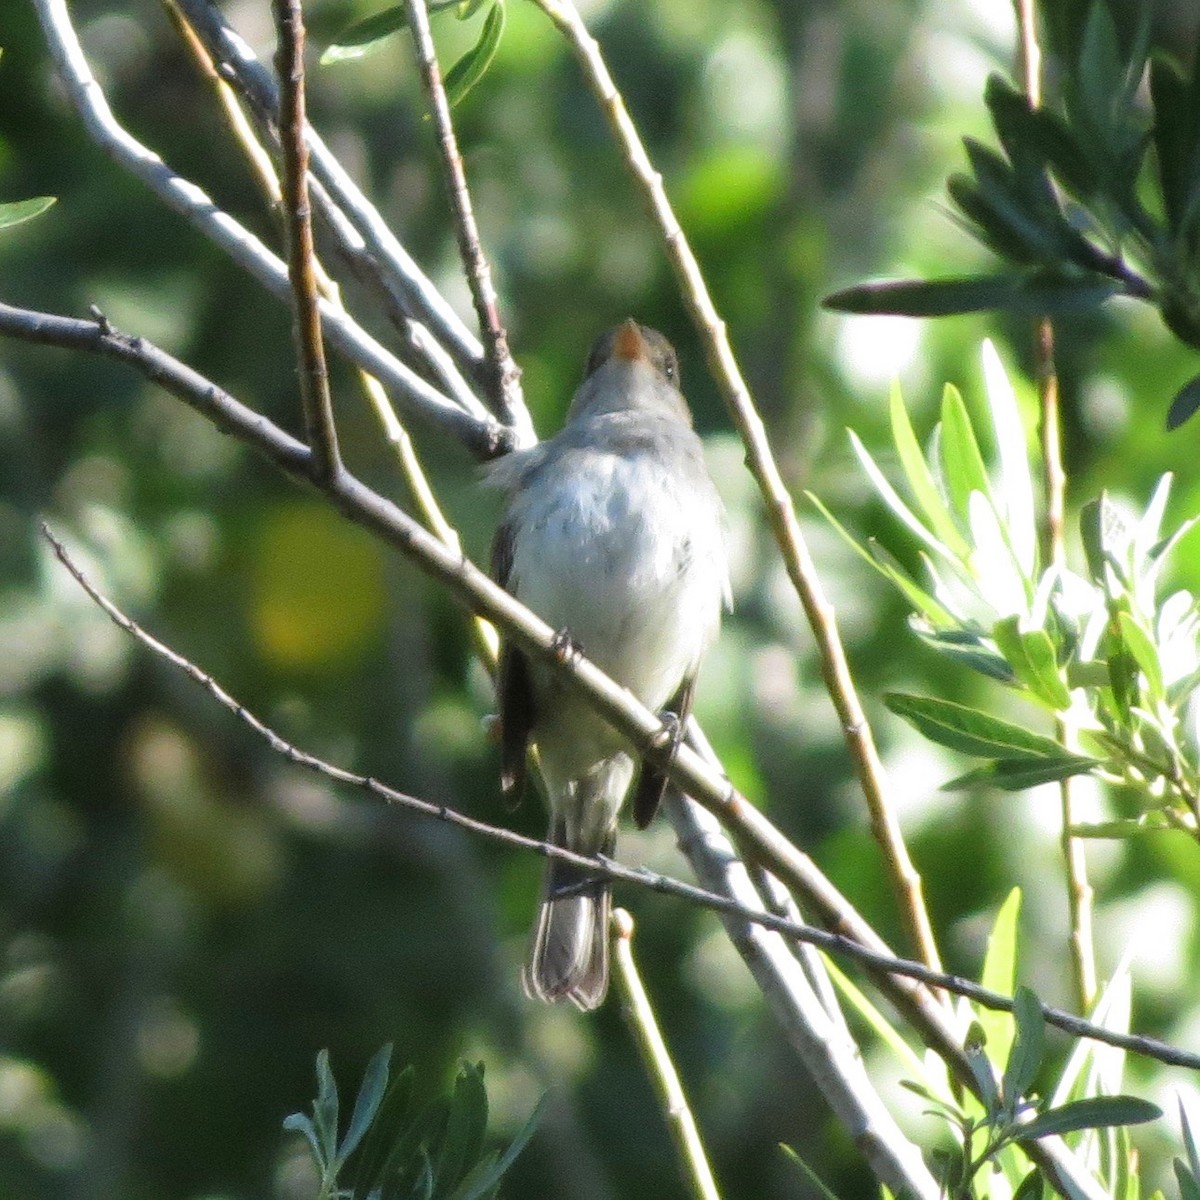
[812,346,1200,831]
[282,1046,542,1200]
[824,1,1200,427]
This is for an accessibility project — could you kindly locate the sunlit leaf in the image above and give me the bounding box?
[942,755,1098,792]
[1002,987,1046,1110]
[0,195,56,229]
[888,381,971,558]
[443,2,504,107]
[992,616,1071,710]
[978,888,1021,1068]
[1014,1096,1161,1143]
[1116,612,1164,701]
[883,693,1067,759]
[940,384,993,519]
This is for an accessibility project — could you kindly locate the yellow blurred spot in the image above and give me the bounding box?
[250,503,386,672]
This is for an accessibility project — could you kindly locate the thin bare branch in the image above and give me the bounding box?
[172,0,495,405]
[33,0,502,459]
[667,795,939,1199]
[531,0,942,981]
[612,910,724,1200]
[36,514,1193,1085]
[274,0,341,482]
[403,0,533,444]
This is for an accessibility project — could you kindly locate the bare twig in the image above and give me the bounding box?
[1014,0,1097,1013]
[274,0,340,483]
[36,514,1192,1085]
[611,910,724,1200]
[531,0,942,982]
[34,0,502,458]
[402,0,532,443]
[161,0,282,206]
[667,795,940,1199]
[172,0,496,407]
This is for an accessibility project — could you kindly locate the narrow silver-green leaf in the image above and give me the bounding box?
[0,195,56,229]
[940,383,993,521]
[889,381,972,558]
[942,754,1098,792]
[807,492,955,627]
[339,1043,393,1164]
[1014,1096,1161,1142]
[884,692,1067,759]
[1002,986,1046,1110]
[443,2,504,107]
[978,888,1021,1068]
[1116,612,1164,701]
[992,616,1071,710]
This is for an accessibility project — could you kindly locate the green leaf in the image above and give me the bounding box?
[805,492,956,628]
[1116,612,1163,700]
[913,624,1015,683]
[322,6,408,62]
[1002,987,1045,1110]
[436,1062,490,1189]
[992,617,1071,710]
[1176,1160,1200,1200]
[1012,1168,1046,1200]
[1166,376,1200,431]
[941,754,1098,792]
[0,196,56,230]
[1014,1096,1161,1143]
[340,1044,393,1164]
[443,2,504,107]
[824,958,927,1077]
[321,0,472,63]
[450,1092,544,1200]
[965,1021,1001,1117]
[883,692,1068,759]
[848,430,962,565]
[889,381,971,558]
[1181,1098,1200,1181]
[282,1112,324,1167]
[978,888,1022,1068]
[780,1145,846,1200]
[940,383,993,520]
[313,1049,340,1168]
[823,274,1121,317]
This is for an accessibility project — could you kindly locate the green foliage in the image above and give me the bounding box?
[813,346,1200,836]
[283,1046,542,1200]
[322,0,504,108]
[823,0,1200,427]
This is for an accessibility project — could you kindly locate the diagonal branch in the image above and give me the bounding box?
[33,0,502,459]
[38,515,1198,1080]
[402,0,533,445]
[172,0,493,403]
[531,0,942,982]
[273,0,341,483]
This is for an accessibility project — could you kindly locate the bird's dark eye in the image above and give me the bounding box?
[662,353,677,382]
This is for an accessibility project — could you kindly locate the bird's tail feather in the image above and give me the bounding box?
[523,831,613,1011]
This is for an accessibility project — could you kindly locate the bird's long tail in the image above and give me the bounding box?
[523,825,614,1011]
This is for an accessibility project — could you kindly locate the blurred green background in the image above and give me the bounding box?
[2,0,1200,1197]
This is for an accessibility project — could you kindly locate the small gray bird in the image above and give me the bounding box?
[489,319,729,1010]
